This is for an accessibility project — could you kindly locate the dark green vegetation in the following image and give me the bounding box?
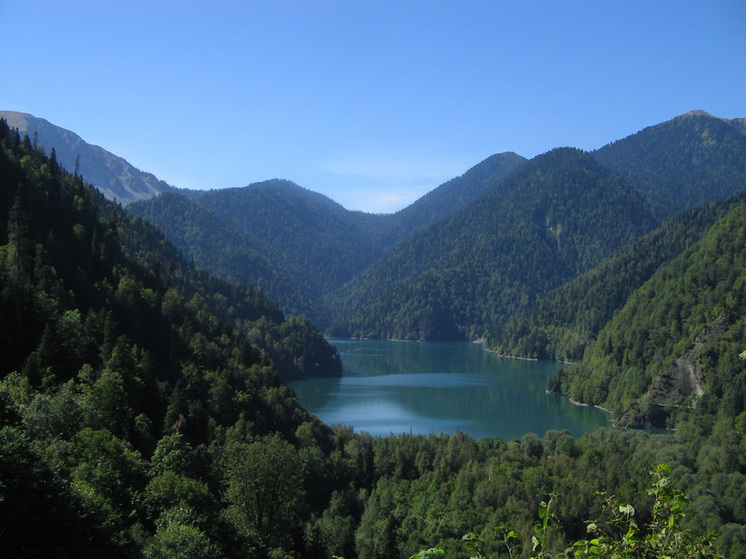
[327,148,657,341]
[3,108,746,558]
[552,195,746,429]
[128,112,746,349]
[593,110,746,221]
[487,193,746,363]
[128,190,316,318]
[129,152,525,322]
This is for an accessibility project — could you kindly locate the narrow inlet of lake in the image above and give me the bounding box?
[287,339,610,440]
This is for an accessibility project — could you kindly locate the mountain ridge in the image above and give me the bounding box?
[328,147,658,340]
[0,110,178,204]
[593,110,746,220]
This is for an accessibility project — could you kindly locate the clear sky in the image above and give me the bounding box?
[1,1,744,213]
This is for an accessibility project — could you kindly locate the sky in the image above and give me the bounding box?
[1,1,744,213]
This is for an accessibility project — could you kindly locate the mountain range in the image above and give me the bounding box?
[4,108,746,557]
[4,108,746,427]
[124,111,746,343]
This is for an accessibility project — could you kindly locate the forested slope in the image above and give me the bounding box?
[363,151,526,250]
[593,110,746,220]
[487,193,746,362]
[0,117,345,556]
[3,118,746,558]
[328,148,657,341]
[129,191,316,319]
[194,180,386,297]
[129,153,525,325]
[551,197,746,429]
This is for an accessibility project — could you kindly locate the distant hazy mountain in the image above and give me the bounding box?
[0,110,176,204]
[593,110,746,220]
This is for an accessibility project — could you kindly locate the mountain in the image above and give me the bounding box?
[551,196,746,428]
[486,193,746,362]
[328,148,658,341]
[5,114,746,558]
[195,180,385,297]
[593,110,746,220]
[0,110,176,204]
[9,108,746,348]
[0,116,347,557]
[129,153,525,321]
[0,117,341,383]
[356,151,527,249]
[128,191,316,318]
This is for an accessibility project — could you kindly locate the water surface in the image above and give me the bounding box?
[288,339,610,440]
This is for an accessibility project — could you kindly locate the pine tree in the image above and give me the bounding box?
[6,188,33,306]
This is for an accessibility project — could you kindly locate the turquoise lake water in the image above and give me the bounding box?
[287,339,611,440]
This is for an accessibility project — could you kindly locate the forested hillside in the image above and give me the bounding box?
[128,191,316,318]
[129,153,525,324]
[4,117,746,558]
[358,151,526,250]
[487,193,746,362]
[593,110,746,220]
[550,196,746,429]
[328,148,657,341]
[0,117,345,556]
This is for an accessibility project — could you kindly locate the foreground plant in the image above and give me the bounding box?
[571,464,722,558]
[410,464,722,559]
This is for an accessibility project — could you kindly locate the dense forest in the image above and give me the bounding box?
[487,193,746,362]
[326,148,657,341]
[129,152,525,323]
[3,112,746,558]
[550,195,746,429]
[123,112,746,346]
[593,110,746,221]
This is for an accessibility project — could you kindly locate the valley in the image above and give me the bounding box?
[2,110,746,558]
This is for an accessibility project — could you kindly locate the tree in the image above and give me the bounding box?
[6,189,32,301]
[224,433,305,549]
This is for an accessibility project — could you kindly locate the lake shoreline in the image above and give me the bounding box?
[296,339,611,440]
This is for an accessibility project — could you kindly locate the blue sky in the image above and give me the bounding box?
[1,1,744,213]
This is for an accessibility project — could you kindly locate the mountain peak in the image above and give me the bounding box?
[682,109,715,118]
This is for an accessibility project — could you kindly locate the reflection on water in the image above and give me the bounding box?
[287,339,611,440]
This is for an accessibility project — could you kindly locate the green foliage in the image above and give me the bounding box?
[330,148,657,341]
[129,154,525,325]
[553,198,746,427]
[487,193,745,362]
[594,111,746,221]
[0,117,340,557]
[569,465,722,558]
[3,111,746,559]
[129,191,317,319]
[223,433,305,548]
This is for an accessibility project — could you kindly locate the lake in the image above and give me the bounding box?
[287,339,611,440]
